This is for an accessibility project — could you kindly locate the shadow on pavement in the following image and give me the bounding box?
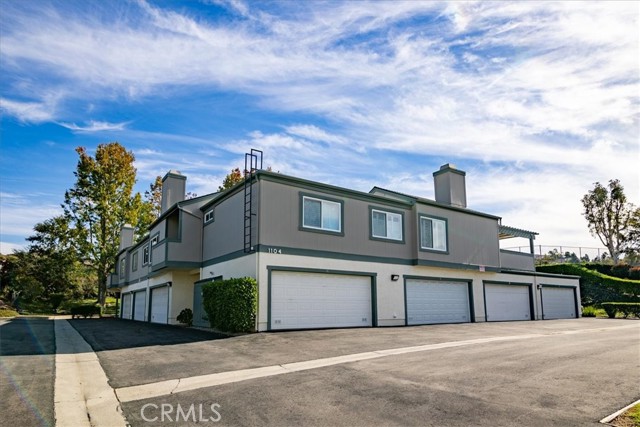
[69,318,228,352]
[0,317,55,356]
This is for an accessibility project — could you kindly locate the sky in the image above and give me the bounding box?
[1,0,639,256]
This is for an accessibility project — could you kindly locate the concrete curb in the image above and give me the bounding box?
[600,398,640,424]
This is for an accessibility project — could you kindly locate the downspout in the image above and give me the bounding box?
[254,174,261,332]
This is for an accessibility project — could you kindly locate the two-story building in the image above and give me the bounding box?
[109,162,580,331]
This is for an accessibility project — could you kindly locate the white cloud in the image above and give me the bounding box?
[0,97,55,123]
[0,242,25,255]
[1,0,638,248]
[57,120,130,132]
[0,192,62,242]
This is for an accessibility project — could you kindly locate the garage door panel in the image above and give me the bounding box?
[150,286,169,324]
[406,280,470,325]
[485,284,530,322]
[121,294,132,320]
[133,291,146,321]
[271,272,372,330]
[542,287,576,319]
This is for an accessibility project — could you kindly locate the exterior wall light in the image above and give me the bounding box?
[391,274,399,281]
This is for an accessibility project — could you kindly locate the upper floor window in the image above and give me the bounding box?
[132,252,138,272]
[302,195,342,233]
[420,215,448,252]
[151,235,159,246]
[371,209,403,241]
[119,259,126,278]
[204,209,214,223]
[143,245,150,265]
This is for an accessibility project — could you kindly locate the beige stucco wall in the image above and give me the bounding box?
[256,253,580,331]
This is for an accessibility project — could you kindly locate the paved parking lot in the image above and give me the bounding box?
[0,318,55,427]
[1,317,639,426]
[73,318,640,427]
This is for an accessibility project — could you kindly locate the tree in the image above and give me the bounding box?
[581,179,638,263]
[218,168,244,191]
[136,175,198,238]
[63,143,142,305]
[136,176,163,240]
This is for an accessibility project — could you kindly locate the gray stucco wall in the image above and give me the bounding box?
[414,204,500,267]
[259,178,500,267]
[259,179,414,261]
[202,186,255,263]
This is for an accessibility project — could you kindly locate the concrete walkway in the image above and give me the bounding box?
[53,319,127,427]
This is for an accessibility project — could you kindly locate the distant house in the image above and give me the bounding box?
[109,160,580,331]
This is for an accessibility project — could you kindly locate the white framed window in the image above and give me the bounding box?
[420,215,448,252]
[151,235,159,246]
[371,209,403,241]
[142,245,149,265]
[204,209,214,223]
[302,195,342,233]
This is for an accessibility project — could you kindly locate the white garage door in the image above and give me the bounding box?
[542,286,576,319]
[133,291,146,321]
[121,293,132,319]
[485,283,531,321]
[406,280,470,325]
[271,271,372,330]
[150,286,169,324]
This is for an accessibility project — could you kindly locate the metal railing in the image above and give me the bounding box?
[502,245,608,261]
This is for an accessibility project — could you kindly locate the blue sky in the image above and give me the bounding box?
[1,0,638,255]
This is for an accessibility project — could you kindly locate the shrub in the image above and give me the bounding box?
[177,308,193,327]
[611,264,631,279]
[70,304,101,319]
[536,264,640,306]
[581,306,597,317]
[0,308,19,317]
[202,277,257,333]
[630,267,640,281]
[601,302,640,319]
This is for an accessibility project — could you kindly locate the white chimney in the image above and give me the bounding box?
[433,163,467,208]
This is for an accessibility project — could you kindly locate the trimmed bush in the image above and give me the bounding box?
[177,308,193,327]
[581,306,597,317]
[611,264,631,279]
[630,267,640,281]
[601,302,640,319]
[202,277,257,333]
[536,264,640,307]
[70,304,101,319]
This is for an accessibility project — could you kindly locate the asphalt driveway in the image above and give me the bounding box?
[0,317,55,427]
[68,317,640,427]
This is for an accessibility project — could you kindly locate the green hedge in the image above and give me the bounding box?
[601,302,640,319]
[202,277,257,333]
[536,264,640,306]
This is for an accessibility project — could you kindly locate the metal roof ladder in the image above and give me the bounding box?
[243,149,263,253]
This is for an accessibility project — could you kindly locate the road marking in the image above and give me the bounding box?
[54,319,127,427]
[115,323,639,403]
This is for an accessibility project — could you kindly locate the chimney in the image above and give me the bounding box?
[119,224,135,251]
[433,163,467,208]
[161,170,186,214]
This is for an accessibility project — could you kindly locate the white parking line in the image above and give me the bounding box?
[115,323,639,403]
[54,319,127,427]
